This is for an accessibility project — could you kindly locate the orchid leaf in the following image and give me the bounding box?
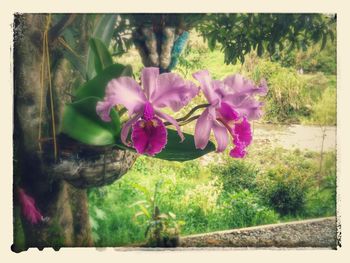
[116,129,216,162]
[154,129,216,161]
[74,63,133,100]
[89,38,113,75]
[60,97,121,146]
[86,14,117,79]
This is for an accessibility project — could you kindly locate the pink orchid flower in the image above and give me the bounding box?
[18,188,44,224]
[97,67,198,156]
[193,70,267,158]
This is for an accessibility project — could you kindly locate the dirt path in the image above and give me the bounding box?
[253,123,336,152]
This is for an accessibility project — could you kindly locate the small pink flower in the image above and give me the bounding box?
[18,188,43,224]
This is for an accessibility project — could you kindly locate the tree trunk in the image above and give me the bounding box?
[13,14,136,251]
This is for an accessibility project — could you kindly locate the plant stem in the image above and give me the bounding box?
[318,125,327,188]
[163,103,209,126]
[178,115,201,126]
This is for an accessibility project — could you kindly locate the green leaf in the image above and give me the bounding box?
[60,97,121,146]
[138,205,151,219]
[74,63,133,100]
[89,38,113,75]
[86,14,117,79]
[117,129,216,162]
[156,129,216,161]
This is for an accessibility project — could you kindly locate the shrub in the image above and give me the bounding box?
[258,166,310,216]
[211,160,259,193]
[303,188,336,218]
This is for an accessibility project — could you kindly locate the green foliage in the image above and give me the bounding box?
[86,14,118,79]
[258,165,310,216]
[302,151,336,218]
[13,207,26,251]
[196,14,335,65]
[303,188,336,218]
[176,43,207,78]
[60,65,127,146]
[211,160,258,193]
[88,145,336,246]
[221,190,279,228]
[61,58,133,146]
[60,97,121,146]
[154,130,216,161]
[273,39,336,75]
[74,63,132,100]
[88,38,113,75]
[89,206,107,243]
[311,87,337,126]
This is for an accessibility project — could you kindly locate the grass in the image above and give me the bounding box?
[88,143,336,246]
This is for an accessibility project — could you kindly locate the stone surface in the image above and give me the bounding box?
[180,217,337,248]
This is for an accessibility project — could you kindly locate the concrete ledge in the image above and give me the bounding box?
[180,217,337,248]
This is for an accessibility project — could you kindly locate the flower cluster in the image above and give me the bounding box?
[97,67,267,158]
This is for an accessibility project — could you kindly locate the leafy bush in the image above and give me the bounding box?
[211,160,259,192]
[220,190,279,228]
[303,188,336,218]
[258,166,311,216]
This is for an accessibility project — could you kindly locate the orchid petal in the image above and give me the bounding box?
[212,122,228,152]
[258,79,268,96]
[222,96,264,120]
[217,101,240,122]
[194,107,214,150]
[131,117,167,156]
[223,74,267,95]
[193,70,220,105]
[223,74,247,93]
[96,100,114,122]
[155,110,184,142]
[104,77,147,117]
[141,67,159,100]
[236,98,264,120]
[120,113,141,146]
[151,73,199,112]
